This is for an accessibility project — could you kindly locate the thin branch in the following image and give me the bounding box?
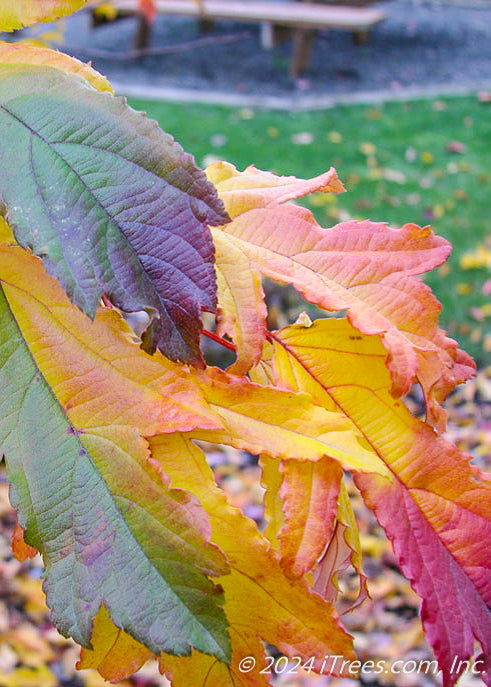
[201,329,237,352]
[59,31,251,60]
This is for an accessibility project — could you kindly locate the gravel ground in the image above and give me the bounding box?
[20,0,491,100]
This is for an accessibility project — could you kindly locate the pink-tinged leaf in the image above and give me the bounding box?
[213,229,267,374]
[313,482,369,610]
[356,473,491,687]
[206,161,345,218]
[267,317,491,684]
[278,457,343,578]
[217,204,473,427]
[260,455,284,550]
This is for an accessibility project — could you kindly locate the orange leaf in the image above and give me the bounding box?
[152,433,357,680]
[278,457,342,578]
[0,41,112,93]
[213,229,267,375]
[0,244,220,436]
[193,366,388,476]
[313,482,369,610]
[208,163,474,429]
[11,518,38,561]
[266,317,491,684]
[260,455,284,550]
[206,161,344,218]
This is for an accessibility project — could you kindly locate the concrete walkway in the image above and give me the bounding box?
[23,0,491,107]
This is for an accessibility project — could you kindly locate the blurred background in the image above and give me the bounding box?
[1,1,491,686]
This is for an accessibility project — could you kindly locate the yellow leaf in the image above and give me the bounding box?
[0,245,220,436]
[213,229,267,375]
[153,433,357,680]
[78,606,152,682]
[193,367,390,477]
[0,664,57,687]
[0,217,14,243]
[0,1,85,32]
[328,131,343,143]
[360,142,376,156]
[0,41,112,93]
[421,151,435,164]
[206,160,344,218]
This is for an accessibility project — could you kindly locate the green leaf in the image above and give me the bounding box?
[0,65,229,365]
[0,277,230,661]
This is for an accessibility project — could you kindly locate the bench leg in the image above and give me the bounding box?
[134,13,152,50]
[261,23,292,50]
[261,22,274,50]
[198,18,216,32]
[353,30,370,45]
[290,28,314,78]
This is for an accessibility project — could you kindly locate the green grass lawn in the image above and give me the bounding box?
[128,95,491,366]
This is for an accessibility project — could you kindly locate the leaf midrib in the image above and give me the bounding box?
[0,100,192,350]
[0,281,225,653]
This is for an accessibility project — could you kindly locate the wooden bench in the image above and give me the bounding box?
[106,0,386,76]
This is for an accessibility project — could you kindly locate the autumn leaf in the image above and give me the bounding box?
[206,160,345,217]
[78,606,152,682]
[0,41,113,93]
[260,455,284,550]
[154,434,356,683]
[0,65,229,365]
[192,366,390,477]
[213,229,267,375]
[11,519,38,562]
[0,245,220,435]
[277,457,342,578]
[0,0,85,31]
[0,216,14,243]
[79,433,357,683]
[260,455,343,578]
[259,449,367,598]
[0,244,230,661]
[162,636,271,687]
[208,162,343,372]
[208,163,474,429]
[313,481,368,609]
[266,317,491,685]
